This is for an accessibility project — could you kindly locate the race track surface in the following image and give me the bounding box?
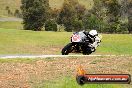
[0,55,129,59]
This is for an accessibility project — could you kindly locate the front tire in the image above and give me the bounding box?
[83,47,92,55]
[61,43,73,55]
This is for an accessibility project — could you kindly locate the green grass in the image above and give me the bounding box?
[0,21,23,29]
[42,77,122,88]
[0,28,71,54]
[97,34,132,55]
[0,28,132,55]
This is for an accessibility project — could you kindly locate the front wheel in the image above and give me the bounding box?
[82,47,92,55]
[61,43,73,55]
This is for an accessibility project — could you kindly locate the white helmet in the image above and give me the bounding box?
[89,30,98,36]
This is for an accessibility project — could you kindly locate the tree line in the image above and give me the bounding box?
[21,0,132,33]
[5,6,22,18]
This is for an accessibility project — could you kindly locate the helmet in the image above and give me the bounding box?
[89,30,98,36]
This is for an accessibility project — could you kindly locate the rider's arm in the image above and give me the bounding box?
[91,36,101,49]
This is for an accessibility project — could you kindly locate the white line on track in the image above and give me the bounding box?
[0,55,130,59]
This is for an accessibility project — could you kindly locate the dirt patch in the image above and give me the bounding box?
[0,56,132,88]
[20,45,62,55]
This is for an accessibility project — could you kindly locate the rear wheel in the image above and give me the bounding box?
[61,43,73,55]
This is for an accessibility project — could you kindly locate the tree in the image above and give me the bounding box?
[83,14,103,32]
[21,0,49,31]
[57,0,86,32]
[90,0,124,33]
[5,6,13,16]
[105,0,121,22]
[14,9,22,18]
[5,6,9,10]
[49,8,60,21]
[45,20,57,31]
[127,0,132,33]
[72,20,83,31]
[88,0,108,33]
[75,4,86,20]
[57,0,78,32]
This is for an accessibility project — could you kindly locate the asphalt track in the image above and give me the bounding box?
[0,55,129,59]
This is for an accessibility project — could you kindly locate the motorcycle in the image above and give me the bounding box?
[61,31,101,55]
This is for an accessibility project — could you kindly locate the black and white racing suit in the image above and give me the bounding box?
[84,31,101,51]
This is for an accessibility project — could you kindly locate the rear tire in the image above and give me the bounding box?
[61,43,73,55]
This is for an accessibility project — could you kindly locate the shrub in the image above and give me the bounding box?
[21,0,49,31]
[45,20,58,31]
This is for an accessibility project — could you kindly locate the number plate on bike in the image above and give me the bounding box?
[72,34,81,42]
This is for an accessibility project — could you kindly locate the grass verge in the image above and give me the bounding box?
[0,21,23,29]
[42,77,122,88]
[0,28,132,55]
[0,57,131,88]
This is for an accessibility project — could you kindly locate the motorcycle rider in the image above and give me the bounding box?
[84,30,101,52]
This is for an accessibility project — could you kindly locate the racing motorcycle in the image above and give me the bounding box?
[61,31,101,55]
